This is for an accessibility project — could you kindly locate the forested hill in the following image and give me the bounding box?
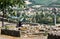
[28,0,60,6]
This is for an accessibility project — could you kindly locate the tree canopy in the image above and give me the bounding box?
[0,0,25,10]
[0,0,25,27]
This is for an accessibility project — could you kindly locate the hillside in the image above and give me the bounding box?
[27,0,60,7]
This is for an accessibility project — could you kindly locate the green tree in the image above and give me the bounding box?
[0,0,25,27]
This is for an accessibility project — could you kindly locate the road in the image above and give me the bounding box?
[0,35,20,39]
[0,21,16,27]
[0,35,47,39]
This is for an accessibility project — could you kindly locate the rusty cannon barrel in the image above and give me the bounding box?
[48,31,60,39]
